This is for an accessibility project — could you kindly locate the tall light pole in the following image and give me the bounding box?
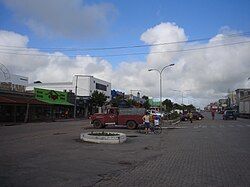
[148,63,174,112]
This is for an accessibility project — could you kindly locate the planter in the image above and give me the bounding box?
[80,132,127,144]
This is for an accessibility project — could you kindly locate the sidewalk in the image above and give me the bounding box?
[0,117,89,126]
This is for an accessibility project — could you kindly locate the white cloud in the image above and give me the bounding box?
[1,22,250,108]
[3,0,117,39]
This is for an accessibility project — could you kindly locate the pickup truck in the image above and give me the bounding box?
[90,107,145,129]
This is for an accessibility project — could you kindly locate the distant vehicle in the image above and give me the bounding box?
[222,110,237,120]
[192,112,204,120]
[148,110,164,118]
[90,107,145,129]
[180,113,188,121]
[181,111,204,121]
[149,107,160,111]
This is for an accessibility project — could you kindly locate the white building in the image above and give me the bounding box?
[0,72,28,92]
[27,75,111,99]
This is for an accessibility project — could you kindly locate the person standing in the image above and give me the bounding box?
[154,114,160,126]
[142,112,150,134]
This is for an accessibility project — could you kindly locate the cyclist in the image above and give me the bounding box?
[142,112,150,134]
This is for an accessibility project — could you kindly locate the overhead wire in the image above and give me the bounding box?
[0,31,249,52]
[0,40,249,58]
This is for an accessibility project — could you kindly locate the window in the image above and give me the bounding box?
[96,83,107,91]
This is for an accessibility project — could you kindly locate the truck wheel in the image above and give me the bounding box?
[127,121,137,130]
[93,120,102,129]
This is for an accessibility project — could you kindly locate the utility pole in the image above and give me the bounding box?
[74,75,78,119]
[171,89,191,105]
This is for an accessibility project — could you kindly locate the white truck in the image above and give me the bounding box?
[239,97,250,118]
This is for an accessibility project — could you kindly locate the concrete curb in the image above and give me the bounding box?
[161,119,181,126]
[80,132,127,144]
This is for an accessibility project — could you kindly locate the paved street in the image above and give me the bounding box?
[1,113,250,187]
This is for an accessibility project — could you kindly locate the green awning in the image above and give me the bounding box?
[36,99,74,106]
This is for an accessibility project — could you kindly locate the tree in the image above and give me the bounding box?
[142,95,149,100]
[182,104,196,111]
[143,99,151,109]
[173,103,182,110]
[110,95,123,107]
[142,95,150,109]
[90,91,107,107]
[127,99,141,107]
[162,99,173,112]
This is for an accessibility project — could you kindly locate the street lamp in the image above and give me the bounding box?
[148,63,175,112]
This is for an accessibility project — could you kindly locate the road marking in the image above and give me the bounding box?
[194,126,199,128]
[161,126,187,129]
[247,125,250,127]
[202,125,207,128]
[220,125,225,128]
[237,125,244,127]
[229,125,234,127]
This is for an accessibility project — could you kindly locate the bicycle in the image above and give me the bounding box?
[137,123,162,134]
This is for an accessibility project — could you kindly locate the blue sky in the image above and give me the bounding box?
[1,0,250,65]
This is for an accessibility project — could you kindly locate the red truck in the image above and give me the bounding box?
[90,107,145,129]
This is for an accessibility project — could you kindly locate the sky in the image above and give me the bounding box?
[0,0,250,108]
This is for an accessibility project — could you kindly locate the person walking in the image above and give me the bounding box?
[188,111,193,123]
[211,110,215,120]
[142,112,151,134]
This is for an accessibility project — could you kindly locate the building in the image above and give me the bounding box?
[0,73,28,92]
[27,75,111,117]
[27,75,111,99]
[235,88,250,106]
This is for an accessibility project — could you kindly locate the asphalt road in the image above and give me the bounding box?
[0,113,250,187]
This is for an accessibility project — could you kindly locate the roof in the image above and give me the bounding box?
[0,95,48,105]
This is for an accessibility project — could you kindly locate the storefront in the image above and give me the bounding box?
[0,93,49,123]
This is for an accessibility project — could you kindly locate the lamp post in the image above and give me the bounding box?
[148,63,175,112]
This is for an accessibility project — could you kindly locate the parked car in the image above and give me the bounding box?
[192,112,204,120]
[181,113,188,121]
[222,110,237,120]
[147,110,164,118]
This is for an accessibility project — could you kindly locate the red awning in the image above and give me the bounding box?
[0,96,17,103]
[0,96,48,105]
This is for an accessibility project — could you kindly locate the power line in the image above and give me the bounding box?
[0,40,249,58]
[0,31,250,52]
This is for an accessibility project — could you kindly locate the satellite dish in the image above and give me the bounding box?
[0,63,11,81]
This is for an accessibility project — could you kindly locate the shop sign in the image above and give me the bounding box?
[35,88,72,105]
